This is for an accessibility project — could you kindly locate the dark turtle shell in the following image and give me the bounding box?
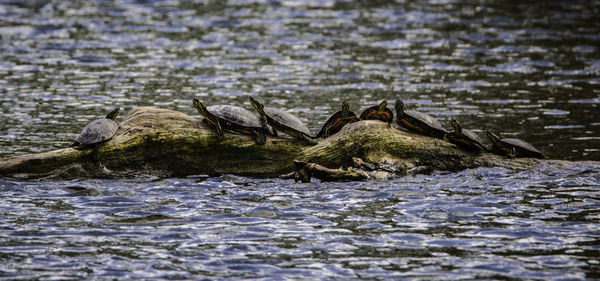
[193,99,268,144]
[395,99,447,139]
[71,108,119,147]
[249,96,314,144]
[486,131,545,159]
[207,105,264,129]
[262,107,314,143]
[447,119,486,152]
[359,100,393,123]
[316,101,360,138]
[501,138,545,158]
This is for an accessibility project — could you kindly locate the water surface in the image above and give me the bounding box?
[0,0,599,160]
[1,0,600,280]
[1,162,599,280]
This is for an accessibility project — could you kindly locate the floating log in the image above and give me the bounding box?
[0,107,546,180]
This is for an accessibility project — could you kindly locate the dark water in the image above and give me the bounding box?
[1,0,600,280]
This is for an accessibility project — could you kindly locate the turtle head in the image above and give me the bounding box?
[394,99,404,118]
[486,130,502,148]
[249,96,268,127]
[106,107,120,120]
[341,101,350,118]
[451,119,462,137]
[378,100,388,112]
[249,96,265,115]
[193,98,209,116]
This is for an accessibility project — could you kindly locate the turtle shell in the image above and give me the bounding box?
[263,107,312,138]
[398,109,447,139]
[316,109,360,138]
[74,118,118,146]
[359,102,393,123]
[501,138,545,158]
[448,128,486,152]
[207,105,264,130]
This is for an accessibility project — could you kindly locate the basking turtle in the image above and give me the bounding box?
[71,107,120,147]
[249,97,315,145]
[486,131,545,159]
[359,100,393,123]
[193,98,268,145]
[395,99,447,139]
[446,119,486,152]
[315,101,361,138]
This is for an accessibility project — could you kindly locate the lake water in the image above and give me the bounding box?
[1,0,599,280]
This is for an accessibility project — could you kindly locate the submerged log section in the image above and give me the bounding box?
[0,107,544,179]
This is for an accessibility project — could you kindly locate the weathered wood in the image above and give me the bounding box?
[0,107,546,180]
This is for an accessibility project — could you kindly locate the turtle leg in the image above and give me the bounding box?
[214,118,224,141]
[271,127,278,137]
[301,134,317,145]
[253,129,266,145]
[507,147,517,158]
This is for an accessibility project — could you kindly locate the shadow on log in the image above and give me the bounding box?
[0,107,549,180]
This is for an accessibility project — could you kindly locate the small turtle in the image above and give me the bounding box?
[446,119,486,152]
[359,100,393,123]
[249,97,315,145]
[193,98,268,145]
[486,131,545,159]
[315,101,361,138]
[395,99,447,139]
[71,107,120,147]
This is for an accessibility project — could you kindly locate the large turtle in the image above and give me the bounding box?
[71,107,120,147]
[486,131,545,159]
[193,98,268,145]
[359,100,393,123]
[315,101,361,138]
[446,119,486,152]
[249,97,315,145]
[395,99,447,139]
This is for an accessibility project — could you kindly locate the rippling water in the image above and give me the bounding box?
[0,0,599,160]
[1,162,599,279]
[1,0,600,280]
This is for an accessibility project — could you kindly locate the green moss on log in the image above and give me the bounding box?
[0,107,548,180]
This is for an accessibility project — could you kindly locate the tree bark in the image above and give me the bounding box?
[0,107,547,180]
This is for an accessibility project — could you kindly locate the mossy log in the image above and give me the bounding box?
[0,107,546,180]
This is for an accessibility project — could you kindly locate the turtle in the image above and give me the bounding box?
[446,119,486,152]
[315,101,361,138]
[70,107,120,147]
[395,99,447,139]
[249,96,316,145]
[193,98,268,145]
[359,100,393,123]
[486,131,545,159]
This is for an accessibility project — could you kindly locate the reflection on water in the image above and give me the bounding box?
[0,0,598,160]
[1,162,599,279]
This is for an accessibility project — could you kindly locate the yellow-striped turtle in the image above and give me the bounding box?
[359,100,393,123]
[487,131,545,159]
[395,99,447,139]
[193,98,268,145]
[249,97,315,145]
[316,101,360,138]
[446,119,486,152]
